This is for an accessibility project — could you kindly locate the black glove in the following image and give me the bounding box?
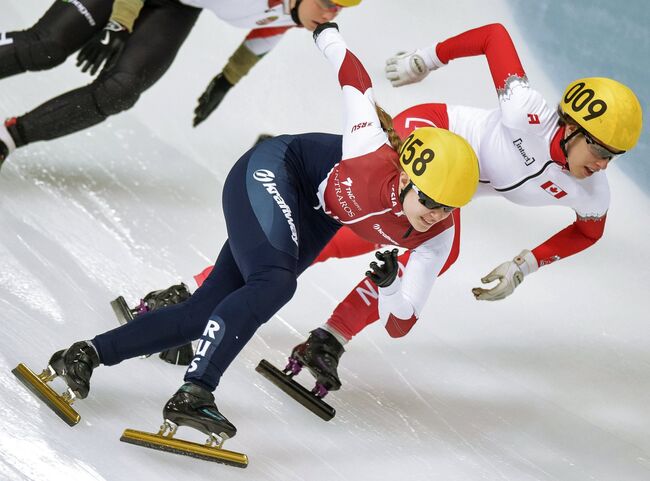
[77,20,130,76]
[366,249,400,288]
[193,73,233,127]
[313,22,339,41]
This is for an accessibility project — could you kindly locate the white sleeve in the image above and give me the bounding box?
[315,27,388,159]
[499,78,557,137]
[377,227,454,323]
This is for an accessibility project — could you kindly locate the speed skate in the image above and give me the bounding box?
[12,362,81,426]
[120,423,248,468]
[121,382,247,467]
[256,359,336,421]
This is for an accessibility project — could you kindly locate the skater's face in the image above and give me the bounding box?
[294,0,341,31]
[398,172,452,233]
[563,124,622,179]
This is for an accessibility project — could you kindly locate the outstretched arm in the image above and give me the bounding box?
[194,26,293,126]
[314,24,387,159]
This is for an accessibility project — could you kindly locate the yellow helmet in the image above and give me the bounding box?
[560,77,642,151]
[399,127,479,208]
[333,0,362,5]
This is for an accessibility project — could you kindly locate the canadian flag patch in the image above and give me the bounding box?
[540,180,567,199]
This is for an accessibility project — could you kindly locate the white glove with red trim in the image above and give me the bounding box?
[385,45,445,87]
[472,250,538,301]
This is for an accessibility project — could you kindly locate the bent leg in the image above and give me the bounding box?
[185,140,340,390]
[1,0,111,79]
[193,225,377,287]
[92,240,244,365]
[8,0,200,147]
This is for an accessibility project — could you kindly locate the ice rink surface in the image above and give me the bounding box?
[1,1,649,480]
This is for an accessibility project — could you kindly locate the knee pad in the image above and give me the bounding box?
[13,30,68,71]
[94,71,143,116]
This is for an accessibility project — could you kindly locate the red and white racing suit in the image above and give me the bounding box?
[321,23,609,339]
[180,0,297,56]
[314,26,458,331]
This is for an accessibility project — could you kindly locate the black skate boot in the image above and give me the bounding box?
[0,139,7,168]
[0,118,16,169]
[163,383,237,440]
[12,341,100,426]
[290,328,345,393]
[110,283,194,365]
[48,341,100,400]
[120,383,247,467]
[256,329,344,421]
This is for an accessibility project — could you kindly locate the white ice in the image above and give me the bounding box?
[1,1,649,480]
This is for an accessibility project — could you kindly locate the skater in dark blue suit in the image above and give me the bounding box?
[17,25,479,455]
[94,133,343,392]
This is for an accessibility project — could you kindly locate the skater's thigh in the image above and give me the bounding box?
[30,0,112,52]
[222,146,301,279]
[184,241,245,318]
[108,0,201,89]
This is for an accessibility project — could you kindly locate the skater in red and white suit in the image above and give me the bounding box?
[307,22,643,361]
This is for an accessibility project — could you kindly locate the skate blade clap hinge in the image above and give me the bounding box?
[256,359,335,421]
[12,363,81,426]
[120,423,248,468]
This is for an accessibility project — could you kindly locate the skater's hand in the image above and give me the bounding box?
[472,250,538,301]
[366,249,399,288]
[193,73,233,127]
[77,20,130,76]
[385,47,443,87]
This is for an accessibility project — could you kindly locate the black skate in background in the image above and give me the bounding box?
[256,328,345,421]
[256,360,336,421]
[110,283,194,365]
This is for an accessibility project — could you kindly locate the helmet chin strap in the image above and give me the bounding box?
[399,181,414,239]
[290,0,304,26]
[399,180,413,205]
[559,127,582,159]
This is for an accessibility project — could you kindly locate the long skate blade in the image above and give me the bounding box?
[256,359,335,421]
[11,363,80,426]
[110,296,134,325]
[120,429,248,468]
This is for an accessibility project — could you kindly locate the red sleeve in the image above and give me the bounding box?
[435,23,525,92]
[338,50,372,94]
[532,214,606,267]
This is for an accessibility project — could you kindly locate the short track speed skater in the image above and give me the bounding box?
[256,328,345,421]
[120,383,248,468]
